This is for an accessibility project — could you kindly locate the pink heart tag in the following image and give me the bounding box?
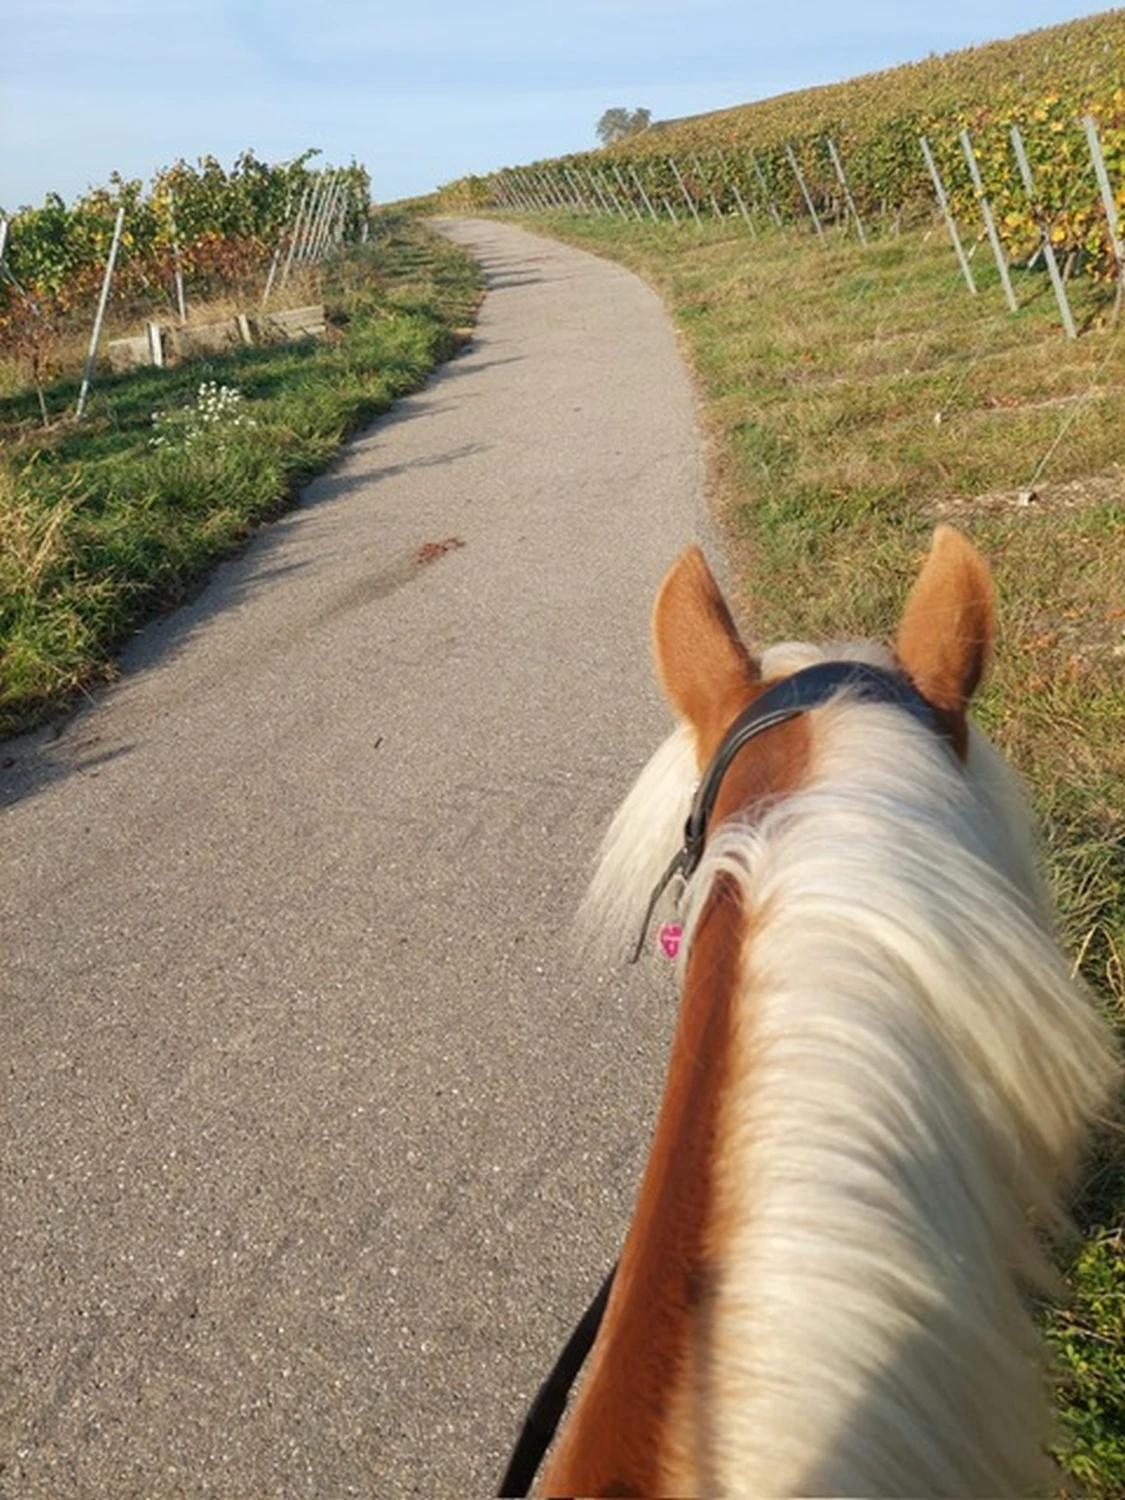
[658,923,683,960]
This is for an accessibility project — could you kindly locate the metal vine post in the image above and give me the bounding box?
[919,136,977,295]
[75,203,126,421]
[959,130,1019,313]
[1009,124,1077,338]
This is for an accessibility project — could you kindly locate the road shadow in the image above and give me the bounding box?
[1,229,544,809]
[0,403,496,811]
[0,734,138,809]
[484,271,546,289]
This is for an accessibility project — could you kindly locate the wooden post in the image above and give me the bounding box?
[146,319,165,367]
[545,172,567,210]
[535,172,555,210]
[648,165,677,224]
[294,176,325,270]
[261,238,284,308]
[262,183,293,308]
[324,174,347,255]
[528,171,552,209]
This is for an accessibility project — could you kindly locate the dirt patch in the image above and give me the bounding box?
[927,467,1125,671]
[416,536,465,564]
[929,464,1125,523]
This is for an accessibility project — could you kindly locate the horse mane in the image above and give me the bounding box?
[576,638,1119,1495]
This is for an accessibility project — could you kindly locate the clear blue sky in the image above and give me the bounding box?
[0,0,1114,213]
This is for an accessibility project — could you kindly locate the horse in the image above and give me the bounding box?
[534,527,1119,1498]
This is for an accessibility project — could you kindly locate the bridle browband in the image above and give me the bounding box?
[499,658,953,1497]
[629,659,953,963]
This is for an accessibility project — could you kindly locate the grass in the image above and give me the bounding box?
[0,212,481,736]
[486,206,1125,1494]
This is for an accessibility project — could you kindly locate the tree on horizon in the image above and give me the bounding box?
[596,107,652,146]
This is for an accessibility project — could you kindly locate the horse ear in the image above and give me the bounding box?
[896,526,995,713]
[652,547,761,759]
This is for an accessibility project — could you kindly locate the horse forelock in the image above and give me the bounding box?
[577,723,699,965]
[576,641,891,966]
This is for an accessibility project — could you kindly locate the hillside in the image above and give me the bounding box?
[630,8,1124,155]
[438,9,1125,277]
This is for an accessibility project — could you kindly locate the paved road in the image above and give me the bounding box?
[1,219,711,1497]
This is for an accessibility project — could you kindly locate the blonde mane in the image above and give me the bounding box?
[573,638,1118,1495]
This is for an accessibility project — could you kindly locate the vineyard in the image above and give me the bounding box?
[0,151,371,402]
[0,211,480,734]
[438,10,1125,287]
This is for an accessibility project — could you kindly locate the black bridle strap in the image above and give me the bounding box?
[683,659,949,878]
[630,660,951,962]
[500,662,953,1492]
[498,1266,617,1498]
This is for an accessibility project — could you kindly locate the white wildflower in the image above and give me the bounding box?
[150,381,256,451]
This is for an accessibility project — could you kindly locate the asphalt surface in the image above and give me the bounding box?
[1,218,712,1498]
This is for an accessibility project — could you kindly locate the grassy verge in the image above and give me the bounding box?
[0,212,481,737]
[499,209,1124,1493]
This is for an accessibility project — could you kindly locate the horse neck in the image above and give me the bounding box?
[540,867,751,1498]
[545,706,1117,1498]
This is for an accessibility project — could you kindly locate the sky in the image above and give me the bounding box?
[0,0,1115,213]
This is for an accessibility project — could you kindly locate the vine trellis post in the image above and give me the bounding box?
[1082,113,1125,319]
[919,136,977,296]
[1009,124,1077,339]
[826,138,867,245]
[668,158,701,226]
[75,204,126,421]
[959,130,1019,313]
[786,144,825,243]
